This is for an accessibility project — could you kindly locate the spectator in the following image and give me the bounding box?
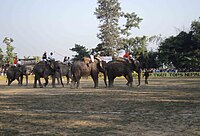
[143,69,150,85]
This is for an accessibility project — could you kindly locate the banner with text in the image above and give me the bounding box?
[150,72,200,77]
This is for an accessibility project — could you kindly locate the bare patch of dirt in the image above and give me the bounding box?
[0,77,200,135]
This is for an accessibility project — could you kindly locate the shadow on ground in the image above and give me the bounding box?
[0,78,200,136]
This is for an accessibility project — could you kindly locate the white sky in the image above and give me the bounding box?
[0,0,200,60]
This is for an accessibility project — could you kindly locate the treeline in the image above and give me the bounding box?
[70,1,200,71]
[70,17,200,72]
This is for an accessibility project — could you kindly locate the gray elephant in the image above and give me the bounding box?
[6,64,32,86]
[106,59,141,87]
[70,58,107,88]
[6,65,21,86]
[55,62,71,85]
[33,61,64,88]
[19,64,33,86]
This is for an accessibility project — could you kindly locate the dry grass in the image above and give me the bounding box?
[0,77,200,136]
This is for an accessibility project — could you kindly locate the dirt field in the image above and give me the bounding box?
[0,77,200,136]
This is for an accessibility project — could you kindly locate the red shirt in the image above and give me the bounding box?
[123,53,130,60]
[13,58,18,64]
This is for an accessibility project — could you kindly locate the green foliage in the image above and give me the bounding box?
[32,56,40,63]
[120,12,142,36]
[191,17,200,44]
[123,36,148,58]
[2,37,17,64]
[70,44,90,61]
[0,48,4,65]
[146,51,161,69]
[158,17,200,70]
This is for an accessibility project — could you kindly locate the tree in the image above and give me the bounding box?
[0,48,4,66]
[158,17,200,71]
[94,0,142,56]
[70,44,90,61]
[191,17,200,45]
[146,50,161,69]
[2,37,17,64]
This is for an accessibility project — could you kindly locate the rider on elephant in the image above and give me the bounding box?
[42,51,47,61]
[48,52,55,61]
[123,50,131,63]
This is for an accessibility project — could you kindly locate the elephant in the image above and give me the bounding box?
[18,64,33,86]
[55,62,71,85]
[6,65,21,86]
[106,59,141,87]
[6,64,32,86]
[33,61,64,88]
[70,58,107,88]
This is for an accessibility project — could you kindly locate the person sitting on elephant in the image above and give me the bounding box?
[123,50,131,63]
[48,52,55,61]
[42,51,47,61]
[63,56,70,65]
[13,56,18,66]
[94,53,102,62]
[63,56,67,63]
[17,59,22,66]
[90,51,96,62]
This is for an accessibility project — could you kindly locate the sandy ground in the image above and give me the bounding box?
[0,76,200,136]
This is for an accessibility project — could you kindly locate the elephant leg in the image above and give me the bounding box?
[19,75,23,86]
[17,78,22,86]
[70,75,76,89]
[145,77,148,84]
[75,75,81,89]
[66,76,70,85]
[124,75,129,86]
[59,74,64,87]
[137,71,141,86]
[44,77,49,87]
[91,74,98,88]
[52,75,56,88]
[57,77,60,85]
[8,79,12,86]
[108,75,114,87]
[76,79,81,89]
[38,78,43,88]
[25,75,28,86]
[103,71,107,87]
[70,80,76,89]
[127,73,133,87]
[33,76,37,88]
